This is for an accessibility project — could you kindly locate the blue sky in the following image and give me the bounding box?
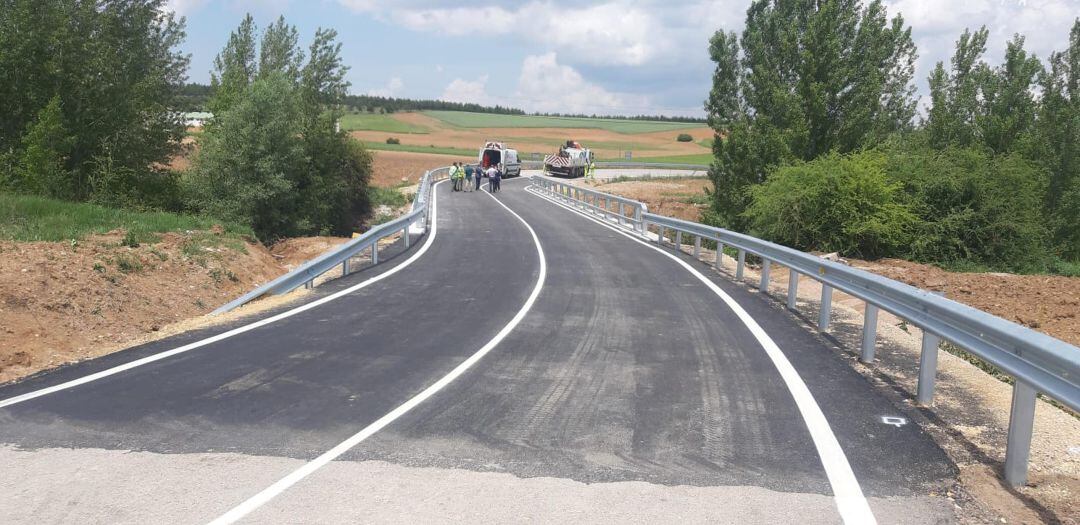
[168,1,1079,117]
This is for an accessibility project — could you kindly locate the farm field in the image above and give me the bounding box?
[339,112,430,134]
[423,110,703,133]
[349,111,714,163]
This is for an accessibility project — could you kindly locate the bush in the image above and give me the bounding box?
[386,137,400,145]
[676,133,693,142]
[883,146,1050,271]
[745,152,916,258]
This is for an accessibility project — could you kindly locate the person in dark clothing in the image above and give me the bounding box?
[473,164,482,191]
[463,163,474,192]
[492,166,502,192]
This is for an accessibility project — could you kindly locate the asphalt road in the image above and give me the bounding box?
[0,177,958,524]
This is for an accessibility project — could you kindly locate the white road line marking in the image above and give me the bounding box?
[0,181,451,410]
[207,181,548,525]
[525,185,877,525]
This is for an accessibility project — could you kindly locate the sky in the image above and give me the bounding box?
[166,0,1080,117]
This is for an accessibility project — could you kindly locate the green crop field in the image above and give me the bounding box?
[423,111,704,134]
[359,141,474,157]
[340,113,429,134]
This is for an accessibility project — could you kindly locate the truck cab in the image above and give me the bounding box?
[479,142,522,177]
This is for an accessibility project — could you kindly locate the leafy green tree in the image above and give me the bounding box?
[0,0,188,202]
[926,28,990,150]
[1030,19,1080,256]
[705,0,918,228]
[209,14,257,116]
[15,97,72,198]
[187,16,372,239]
[259,16,303,83]
[185,73,305,239]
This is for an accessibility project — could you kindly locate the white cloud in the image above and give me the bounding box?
[368,77,405,97]
[164,0,208,15]
[442,75,492,104]
[513,53,650,114]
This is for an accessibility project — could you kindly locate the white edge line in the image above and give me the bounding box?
[0,180,451,410]
[524,184,877,525]
[207,181,547,524]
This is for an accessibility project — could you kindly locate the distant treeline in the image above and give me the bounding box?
[177,84,705,123]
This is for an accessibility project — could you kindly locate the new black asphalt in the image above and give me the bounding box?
[0,177,956,517]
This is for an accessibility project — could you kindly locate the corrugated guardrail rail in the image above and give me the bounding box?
[529,174,1080,488]
[211,167,449,315]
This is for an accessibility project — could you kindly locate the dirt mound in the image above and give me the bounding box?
[271,236,350,270]
[852,258,1080,347]
[574,178,712,222]
[0,229,285,384]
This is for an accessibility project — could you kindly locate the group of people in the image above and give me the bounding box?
[449,162,502,193]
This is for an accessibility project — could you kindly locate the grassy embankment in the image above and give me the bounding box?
[0,192,252,250]
[421,110,702,134]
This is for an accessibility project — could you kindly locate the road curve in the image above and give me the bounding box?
[0,177,957,524]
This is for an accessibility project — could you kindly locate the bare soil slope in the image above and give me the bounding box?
[0,229,286,384]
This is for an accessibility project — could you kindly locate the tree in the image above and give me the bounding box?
[259,16,303,83]
[0,0,189,203]
[186,16,372,239]
[15,97,71,198]
[185,74,304,239]
[209,14,257,116]
[1031,19,1080,257]
[979,35,1043,154]
[926,28,990,150]
[705,0,918,228]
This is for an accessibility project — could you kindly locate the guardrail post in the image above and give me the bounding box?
[759,259,771,293]
[402,226,410,248]
[343,259,350,276]
[618,202,625,226]
[693,236,701,259]
[819,286,833,331]
[916,291,946,405]
[305,279,313,290]
[787,269,798,309]
[716,243,724,268]
[675,231,683,253]
[1004,380,1036,486]
[635,207,643,233]
[917,329,942,405]
[736,250,746,280]
[860,303,879,363]
[372,243,379,265]
[604,196,611,216]
[657,226,664,245]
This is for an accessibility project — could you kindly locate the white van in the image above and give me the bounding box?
[478,142,521,177]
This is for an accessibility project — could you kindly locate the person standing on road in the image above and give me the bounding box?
[493,165,502,192]
[463,163,474,192]
[485,165,498,192]
[451,162,463,192]
[473,163,483,191]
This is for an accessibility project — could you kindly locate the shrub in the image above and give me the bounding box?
[745,151,917,258]
[883,146,1050,271]
[386,137,400,145]
[676,133,693,142]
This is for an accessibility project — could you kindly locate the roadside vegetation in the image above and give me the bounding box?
[705,3,1080,275]
[0,4,375,245]
[0,192,251,243]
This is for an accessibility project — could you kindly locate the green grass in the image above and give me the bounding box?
[367,185,410,209]
[339,113,429,134]
[423,111,705,134]
[359,140,474,157]
[0,192,251,243]
[597,153,713,165]
[698,137,714,149]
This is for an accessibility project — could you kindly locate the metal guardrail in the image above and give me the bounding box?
[531,176,649,233]
[211,167,449,315]
[528,174,1080,487]
[520,161,710,171]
